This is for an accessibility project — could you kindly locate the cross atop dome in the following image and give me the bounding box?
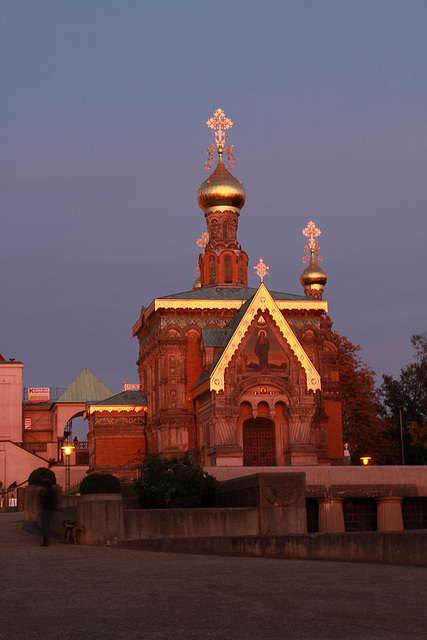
[302,220,322,263]
[205,108,237,171]
[300,220,327,299]
[206,108,233,151]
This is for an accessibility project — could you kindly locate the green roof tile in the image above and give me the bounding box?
[201,328,227,347]
[88,390,148,407]
[159,286,307,302]
[57,369,113,403]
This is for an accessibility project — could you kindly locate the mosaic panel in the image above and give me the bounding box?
[287,318,320,332]
[161,318,230,329]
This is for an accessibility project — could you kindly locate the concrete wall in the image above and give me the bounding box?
[24,486,258,543]
[123,507,259,539]
[217,472,307,534]
[117,531,427,567]
[24,487,122,544]
[23,485,427,565]
[208,466,427,496]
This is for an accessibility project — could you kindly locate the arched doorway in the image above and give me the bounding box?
[243,417,276,466]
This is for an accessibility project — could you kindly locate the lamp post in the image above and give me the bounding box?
[142,409,148,459]
[61,445,75,493]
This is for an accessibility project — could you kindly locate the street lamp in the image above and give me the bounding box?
[141,396,148,459]
[61,445,75,493]
[360,456,372,466]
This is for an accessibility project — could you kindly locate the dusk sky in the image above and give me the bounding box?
[2,2,426,411]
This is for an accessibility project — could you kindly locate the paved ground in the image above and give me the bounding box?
[1,513,426,640]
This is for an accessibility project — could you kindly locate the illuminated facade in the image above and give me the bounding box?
[132,109,343,467]
[86,387,148,480]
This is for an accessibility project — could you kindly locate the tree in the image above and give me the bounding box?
[333,332,398,464]
[381,333,427,465]
[134,453,219,508]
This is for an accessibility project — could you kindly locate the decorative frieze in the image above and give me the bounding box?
[94,416,146,426]
[161,317,229,329]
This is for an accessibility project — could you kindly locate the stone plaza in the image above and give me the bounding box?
[1,512,426,640]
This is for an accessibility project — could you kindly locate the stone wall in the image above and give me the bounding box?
[117,531,427,567]
[123,507,259,539]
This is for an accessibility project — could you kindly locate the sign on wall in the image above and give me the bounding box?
[28,387,50,403]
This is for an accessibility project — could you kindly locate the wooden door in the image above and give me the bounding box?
[243,418,275,466]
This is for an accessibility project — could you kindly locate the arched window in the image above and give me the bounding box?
[211,220,219,238]
[238,256,244,284]
[223,220,228,238]
[209,256,216,283]
[224,255,232,282]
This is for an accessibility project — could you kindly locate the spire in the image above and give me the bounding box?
[196,109,248,288]
[300,221,327,299]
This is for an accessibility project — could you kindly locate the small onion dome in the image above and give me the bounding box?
[192,276,202,290]
[300,252,327,299]
[197,153,246,211]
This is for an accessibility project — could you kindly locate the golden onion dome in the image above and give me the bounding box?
[197,153,246,211]
[300,253,327,289]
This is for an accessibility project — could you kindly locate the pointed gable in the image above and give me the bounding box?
[209,283,321,393]
[56,368,113,403]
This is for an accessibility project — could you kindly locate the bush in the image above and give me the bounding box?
[28,467,56,486]
[79,473,121,494]
[120,483,138,499]
[134,453,219,509]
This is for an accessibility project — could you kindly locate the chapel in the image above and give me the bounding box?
[132,109,343,467]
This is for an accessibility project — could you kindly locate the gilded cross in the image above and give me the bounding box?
[302,220,322,263]
[254,258,270,283]
[196,232,209,250]
[206,108,233,152]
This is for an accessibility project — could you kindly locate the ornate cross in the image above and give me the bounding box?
[254,258,270,283]
[196,232,209,250]
[206,108,233,152]
[205,108,237,171]
[302,220,322,263]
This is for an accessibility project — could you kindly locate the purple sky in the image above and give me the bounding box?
[2,1,426,403]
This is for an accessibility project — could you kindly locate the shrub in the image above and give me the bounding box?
[79,473,121,494]
[28,467,56,486]
[134,453,219,509]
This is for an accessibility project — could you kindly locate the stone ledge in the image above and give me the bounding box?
[115,530,427,567]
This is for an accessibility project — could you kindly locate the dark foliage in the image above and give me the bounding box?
[333,332,398,464]
[28,467,57,485]
[134,453,219,509]
[381,333,427,464]
[79,473,121,494]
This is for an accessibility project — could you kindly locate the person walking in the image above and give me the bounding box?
[38,479,58,546]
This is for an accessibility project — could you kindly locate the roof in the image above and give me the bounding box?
[133,284,327,337]
[159,286,308,302]
[195,298,253,389]
[56,369,113,403]
[194,284,321,394]
[88,390,148,407]
[201,328,227,348]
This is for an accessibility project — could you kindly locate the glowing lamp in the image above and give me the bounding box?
[62,446,74,456]
[360,456,372,466]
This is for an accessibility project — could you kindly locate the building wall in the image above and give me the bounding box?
[94,437,144,466]
[136,305,344,466]
[0,362,23,442]
[0,441,48,489]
